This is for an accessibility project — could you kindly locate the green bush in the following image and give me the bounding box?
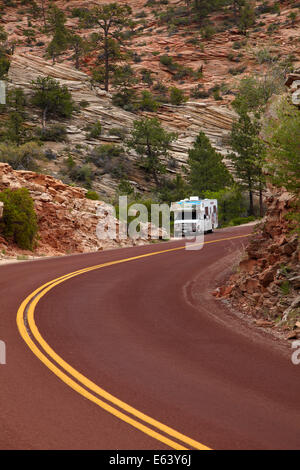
[138,90,159,112]
[0,188,38,250]
[160,54,174,68]
[0,55,10,79]
[204,187,248,227]
[35,124,68,142]
[89,144,127,178]
[67,164,94,188]
[112,88,138,112]
[0,142,42,171]
[90,144,124,165]
[85,120,102,139]
[86,190,100,200]
[201,25,216,40]
[108,127,127,139]
[230,215,256,226]
[170,87,186,105]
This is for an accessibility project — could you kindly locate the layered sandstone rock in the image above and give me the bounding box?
[0,163,157,259]
[214,187,300,336]
[8,52,235,156]
[286,71,300,106]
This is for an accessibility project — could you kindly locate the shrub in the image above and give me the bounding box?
[160,54,174,68]
[0,142,42,171]
[112,88,138,111]
[201,25,216,40]
[89,144,127,178]
[90,144,124,165]
[86,190,100,200]
[0,188,38,250]
[67,164,94,188]
[228,66,247,76]
[85,120,102,139]
[190,85,209,99]
[230,215,256,226]
[79,100,90,108]
[108,127,127,139]
[169,87,186,105]
[35,124,68,142]
[138,90,159,112]
[0,55,10,79]
[118,179,134,196]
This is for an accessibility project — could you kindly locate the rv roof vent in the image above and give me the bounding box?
[190,197,199,201]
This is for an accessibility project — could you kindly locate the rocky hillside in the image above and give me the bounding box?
[1,0,300,198]
[213,69,300,338]
[214,186,300,336]
[3,0,300,100]
[0,162,156,262]
[7,52,235,197]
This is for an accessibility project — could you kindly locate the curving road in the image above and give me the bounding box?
[0,225,300,450]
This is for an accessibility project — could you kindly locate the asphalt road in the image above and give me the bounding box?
[0,225,299,450]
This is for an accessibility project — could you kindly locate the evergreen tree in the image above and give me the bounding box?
[266,98,300,229]
[187,131,233,196]
[5,88,27,145]
[231,0,245,22]
[68,32,89,70]
[31,76,74,129]
[0,25,9,80]
[159,175,188,203]
[111,64,138,110]
[229,111,265,216]
[46,5,69,63]
[128,118,177,184]
[239,1,256,35]
[193,0,224,21]
[0,188,38,250]
[81,3,132,92]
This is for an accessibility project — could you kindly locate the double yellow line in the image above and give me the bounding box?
[17,234,250,450]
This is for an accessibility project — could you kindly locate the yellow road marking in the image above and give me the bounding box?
[17,233,250,450]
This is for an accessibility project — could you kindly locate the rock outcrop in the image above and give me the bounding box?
[6,52,236,196]
[0,163,159,260]
[214,187,300,336]
[286,71,300,107]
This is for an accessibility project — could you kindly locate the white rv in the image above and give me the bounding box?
[172,197,218,238]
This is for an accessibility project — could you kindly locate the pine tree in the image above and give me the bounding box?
[5,88,27,145]
[68,32,89,70]
[81,3,132,92]
[187,131,233,196]
[46,5,69,64]
[31,76,74,129]
[229,111,265,216]
[128,118,177,185]
[0,25,9,80]
[267,99,300,200]
[239,1,256,35]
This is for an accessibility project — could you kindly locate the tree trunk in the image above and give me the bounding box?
[249,189,254,216]
[104,34,109,92]
[259,185,264,218]
[75,48,80,70]
[42,107,47,129]
[41,0,46,27]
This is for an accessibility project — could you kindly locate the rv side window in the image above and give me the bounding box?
[192,207,197,220]
[175,211,182,221]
